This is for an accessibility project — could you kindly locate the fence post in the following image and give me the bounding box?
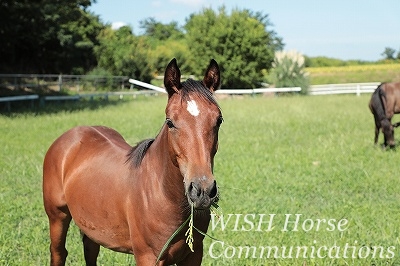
[58,74,62,91]
[356,84,360,96]
[76,77,80,92]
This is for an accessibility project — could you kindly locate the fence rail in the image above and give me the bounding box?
[0,94,39,102]
[130,79,381,96]
[129,78,302,94]
[309,82,380,96]
[0,94,39,111]
[0,74,130,92]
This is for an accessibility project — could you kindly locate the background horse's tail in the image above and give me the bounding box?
[371,83,387,121]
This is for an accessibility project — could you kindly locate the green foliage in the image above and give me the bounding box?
[147,39,192,76]
[0,0,103,74]
[94,26,152,82]
[268,50,309,93]
[305,56,348,67]
[81,67,114,91]
[381,47,396,60]
[304,56,376,67]
[135,18,191,80]
[185,6,283,88]
[140,18,184,40]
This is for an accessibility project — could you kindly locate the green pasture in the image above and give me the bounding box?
[1,94,400,265]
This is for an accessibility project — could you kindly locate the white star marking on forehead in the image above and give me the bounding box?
[186,100,200,116]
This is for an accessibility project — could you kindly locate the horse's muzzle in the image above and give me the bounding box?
[187,179,218,209]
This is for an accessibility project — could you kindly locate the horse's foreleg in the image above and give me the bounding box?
[374,125,379,145]
[82,233,100,266]
[47,206,72,266]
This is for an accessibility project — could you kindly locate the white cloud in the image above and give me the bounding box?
[111,21,127,30]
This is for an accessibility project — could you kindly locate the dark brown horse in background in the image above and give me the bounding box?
[43,58,223,265]
[369,82,400,148]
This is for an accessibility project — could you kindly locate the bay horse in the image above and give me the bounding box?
[43,58,222,265]
[369,82,400,148]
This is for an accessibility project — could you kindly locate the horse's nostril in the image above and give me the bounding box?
[188,182,201,198]
[209,180,218,199]
[188,180,218,208]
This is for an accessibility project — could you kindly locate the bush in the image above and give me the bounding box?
[268,50,309,94]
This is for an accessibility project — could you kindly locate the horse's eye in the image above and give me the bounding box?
[166,118,175,128]
[216,116,223,127]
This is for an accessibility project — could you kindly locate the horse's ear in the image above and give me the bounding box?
[164,58,182,97]
[203,59,221,92]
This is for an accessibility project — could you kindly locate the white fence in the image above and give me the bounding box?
[0,73,381,96]
[130,79,380,96]
[308,82,380,96]
[129,79,301,94]
[215,87,301,94]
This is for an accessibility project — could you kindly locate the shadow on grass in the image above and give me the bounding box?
[0,96,129,116]
[0,86,132,116]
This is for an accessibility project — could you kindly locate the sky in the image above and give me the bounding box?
[89,0,400,61]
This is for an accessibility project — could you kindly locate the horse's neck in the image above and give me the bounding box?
[140,127,188,212]
[137,127,212,236]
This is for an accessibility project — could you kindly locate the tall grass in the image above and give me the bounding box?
[1,94,399,265]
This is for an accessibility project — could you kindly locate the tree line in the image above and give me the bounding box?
[1,1,396,89]
[1,1,285,89]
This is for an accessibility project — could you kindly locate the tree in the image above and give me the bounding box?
[139,18,191,77]
[52,8,104,74]
[0,0,103,74]
[95,18,192,82]
[147,39,192,76]
[94,26,152,82]
[185,6,283,88]
[381,47,396,60]
[140,18,184,40]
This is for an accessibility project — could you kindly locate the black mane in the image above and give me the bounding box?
[126,139,154,168]
[126,78,220,168]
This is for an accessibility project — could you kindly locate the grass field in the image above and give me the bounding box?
[1,94,400,265]
[307,63,400,85]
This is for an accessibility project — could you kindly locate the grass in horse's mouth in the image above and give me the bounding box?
[156,202,221,264]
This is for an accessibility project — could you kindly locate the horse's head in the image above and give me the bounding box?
[382,119,395,148]
[163,58,222,210]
